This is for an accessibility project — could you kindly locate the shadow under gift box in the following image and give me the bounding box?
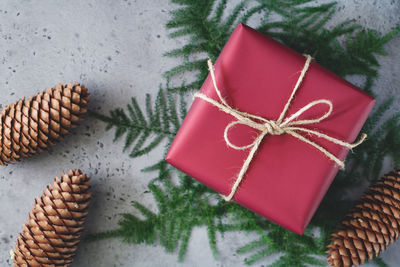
[165,23,375,234]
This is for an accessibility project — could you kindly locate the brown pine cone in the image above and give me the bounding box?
[13,169,91,267]
[327,169,400,266]
[0,82,90,165]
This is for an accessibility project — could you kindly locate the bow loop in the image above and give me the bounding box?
[224,120,259,150]
[282,99,333,127]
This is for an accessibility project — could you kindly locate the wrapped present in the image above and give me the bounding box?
[165,23,375,234]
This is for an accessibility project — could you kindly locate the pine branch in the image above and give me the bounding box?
[236,219,326,266]
[90,88,185,157]
[90,163,235,261]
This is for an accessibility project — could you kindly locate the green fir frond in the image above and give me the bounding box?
[92,163,232,261]
[237,223,326,266]
[90,87,185,157]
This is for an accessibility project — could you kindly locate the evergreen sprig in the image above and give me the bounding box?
[90,0,400,266]
[90,88,186,157]
[88,160,229,261]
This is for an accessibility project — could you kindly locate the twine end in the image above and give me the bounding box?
[207,59,214,71]
[352,133,367,148]
[303,54,313,61]
[360,133,367,141]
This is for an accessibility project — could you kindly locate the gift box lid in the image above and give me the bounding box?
[166,23,375,234]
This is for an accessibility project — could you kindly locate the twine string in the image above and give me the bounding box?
[194,55,367,201]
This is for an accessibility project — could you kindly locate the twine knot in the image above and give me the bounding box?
[194,55,367,201]
[264,121,284,135]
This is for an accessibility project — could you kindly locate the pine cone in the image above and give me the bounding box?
[0,82,90,165]
[327,169,400,266]
[13,169,91,267]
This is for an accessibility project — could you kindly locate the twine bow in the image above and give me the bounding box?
[194,55,367,201]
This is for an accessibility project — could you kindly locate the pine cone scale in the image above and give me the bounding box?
[361,195,400,232]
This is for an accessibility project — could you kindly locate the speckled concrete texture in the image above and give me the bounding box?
[0,0,399,266]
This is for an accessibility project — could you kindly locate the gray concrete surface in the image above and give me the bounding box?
[0,0,399,266]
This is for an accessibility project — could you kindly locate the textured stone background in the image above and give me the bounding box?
[0,0,399,266]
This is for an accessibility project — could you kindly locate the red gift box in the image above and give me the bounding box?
[165,24,375,234]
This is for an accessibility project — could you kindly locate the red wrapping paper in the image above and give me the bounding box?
[165,24,375,234]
